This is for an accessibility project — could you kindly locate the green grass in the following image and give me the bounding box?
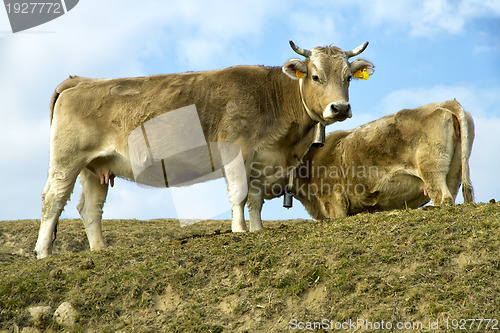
[0,202,499,332]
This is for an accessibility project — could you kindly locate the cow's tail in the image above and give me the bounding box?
[50,75,82,124]
[49,90,58,125]
[452,99,475,203]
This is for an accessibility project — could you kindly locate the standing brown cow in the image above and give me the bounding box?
[35,41,374,258]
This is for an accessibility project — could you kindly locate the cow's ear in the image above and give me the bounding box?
[282,59,308,80]
[350,59,374,79]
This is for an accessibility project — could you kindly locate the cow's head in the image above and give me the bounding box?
[282,41,374,125]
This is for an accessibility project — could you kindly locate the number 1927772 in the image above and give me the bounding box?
[5,2,62,14]
[446,319,498,330]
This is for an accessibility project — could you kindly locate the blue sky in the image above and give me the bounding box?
[0,0,499,222]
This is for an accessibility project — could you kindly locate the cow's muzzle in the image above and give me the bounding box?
[323,102,352,122]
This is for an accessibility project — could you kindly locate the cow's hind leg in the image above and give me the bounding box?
[420,173,453,206]
[247,182,264,232]
[418,152,454,206]
[446,140,462,202]
[418,109,459,206]
[77,168,108,252]
[35,168,80,259]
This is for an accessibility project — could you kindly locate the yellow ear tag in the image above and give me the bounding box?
[295,70,305,79]
[353,68,369,80]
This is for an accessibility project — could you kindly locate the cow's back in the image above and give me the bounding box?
[52,66,292,151]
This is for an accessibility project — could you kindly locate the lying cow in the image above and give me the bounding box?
[288,99,474,219]
[35,41,374,258]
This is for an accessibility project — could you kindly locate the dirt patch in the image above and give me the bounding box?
[155,285,182,312]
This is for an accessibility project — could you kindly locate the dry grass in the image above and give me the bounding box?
[0,202,499,332]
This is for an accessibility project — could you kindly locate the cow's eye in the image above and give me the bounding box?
[347,74,353,82]
[312,75,320,82]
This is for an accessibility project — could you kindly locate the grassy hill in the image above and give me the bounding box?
[1,202,499,332]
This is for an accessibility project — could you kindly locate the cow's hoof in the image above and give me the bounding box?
[35,250,49,259]
[89,244,106,252]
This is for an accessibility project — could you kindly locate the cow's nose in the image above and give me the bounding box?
[330,102,351,119]
[323,102,352,122]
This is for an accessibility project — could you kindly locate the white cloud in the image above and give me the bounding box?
[410,0,464,36]
[0,86,50,219]
[360,0,500,37]
[2,0,273,77]
[377,85,500,118]
[137,0,280,70]
[468,116,500,202]
[101,182,177,220]
[474,42,500,55]
[285,11,342,49]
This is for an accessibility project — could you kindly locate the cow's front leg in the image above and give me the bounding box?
[247,180,264,231]
[231,199,247,232]
[329,191,349,218]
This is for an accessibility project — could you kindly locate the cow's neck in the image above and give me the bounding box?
[264,67,317,138]
[259,68,319,170]
[298,78,324,124]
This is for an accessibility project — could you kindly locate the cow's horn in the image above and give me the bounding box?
[345,41,369,58]
[289,40,312,58]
